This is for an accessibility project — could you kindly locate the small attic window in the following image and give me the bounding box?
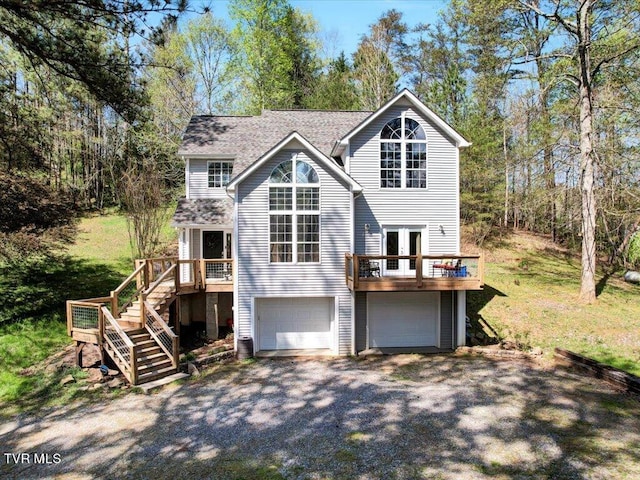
[208,161,233,188]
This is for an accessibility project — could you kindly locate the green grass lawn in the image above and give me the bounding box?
[2,218,639,414]
[67,210,178,275]
[468,232,640,376]
[0,211,177,412]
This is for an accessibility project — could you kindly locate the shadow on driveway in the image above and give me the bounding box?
[1,355,639,479]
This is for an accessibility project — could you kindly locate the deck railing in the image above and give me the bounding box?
[141,263,178,315]
[66,296,111,338]
[178,259,198,288]
[111,262,147,318]
[345,253,484,291]
[144,301,179,369]
[201,259,233,282]
[68,258,234,342]
[102,306,137,384]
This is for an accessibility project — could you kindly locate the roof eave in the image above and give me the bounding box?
[337,88,471,148]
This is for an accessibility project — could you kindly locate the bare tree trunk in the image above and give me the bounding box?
[578,0,597,303]
[503,124,509,229]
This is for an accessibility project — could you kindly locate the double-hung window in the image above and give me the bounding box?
[269,157,320,263]
[380,117,427,189]
[208,161,233,188]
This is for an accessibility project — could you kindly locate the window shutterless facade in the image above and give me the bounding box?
[380,117,427,189]
[208,161,234,188]
[269,156,320,263]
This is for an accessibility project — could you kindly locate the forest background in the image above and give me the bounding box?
[2,0,640,308]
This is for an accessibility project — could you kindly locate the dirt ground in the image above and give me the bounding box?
[2,354,639,480]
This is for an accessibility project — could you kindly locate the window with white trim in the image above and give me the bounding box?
[380,117,427,189]
[269,156,320,263]
[208,161,233,188]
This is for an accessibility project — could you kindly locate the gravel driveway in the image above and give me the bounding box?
[1,354,639,480]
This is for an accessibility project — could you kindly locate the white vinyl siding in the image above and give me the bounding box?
[350,104,460,256]
[235,149,354,354]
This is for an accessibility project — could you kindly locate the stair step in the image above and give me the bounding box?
[137,366,178,384]
[117,319,143,329]
[137,345,163,356]
[132,339,155,349]
[128,330,150,339]
[125,328,147,335]
[148,289,174,296]
[138,373,190,393]
[137,351,169,365]
[129,334,152,345]
[137,358,173,373]
[122,302,166,315]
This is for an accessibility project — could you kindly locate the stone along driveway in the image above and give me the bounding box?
[1,355,639,480]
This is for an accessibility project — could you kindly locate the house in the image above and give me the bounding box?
[66,89,483,384]
[173,88,482,356]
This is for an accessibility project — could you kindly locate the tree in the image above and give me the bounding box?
[306,52,361,110]
[408,17,469,127]
[352,10,406,110]
[181,12,236,115]
[0,0,187,123]
[517,0,640,303]
[230,0,320,113]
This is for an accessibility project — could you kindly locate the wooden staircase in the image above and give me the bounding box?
[125,329,177,384]
[118,281,176,329]
[67,259,182,386]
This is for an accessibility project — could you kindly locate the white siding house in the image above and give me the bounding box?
[173,89,480,356]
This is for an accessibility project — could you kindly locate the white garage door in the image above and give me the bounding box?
[368,292,439,348]
[257,297,333,351]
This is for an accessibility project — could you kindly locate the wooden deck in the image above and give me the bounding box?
[66,257,233,384]
[345,253,484,291]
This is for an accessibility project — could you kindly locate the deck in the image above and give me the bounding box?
[66,257,233,384]
[345,253,484,291]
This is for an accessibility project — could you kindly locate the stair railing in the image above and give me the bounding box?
[140,263,177,322]
[101,306,137,384]
[111,262,147,319]
[143,300,179,369]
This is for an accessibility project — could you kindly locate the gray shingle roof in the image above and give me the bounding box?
[175,109,371,228]
[172,197,233,227]
[178,110,372,178]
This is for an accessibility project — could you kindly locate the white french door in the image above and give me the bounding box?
[382,226,426,276]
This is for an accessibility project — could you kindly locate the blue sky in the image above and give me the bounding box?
[194,0,448,57]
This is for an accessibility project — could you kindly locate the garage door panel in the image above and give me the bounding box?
[257,297,333,351]
[369,292,438,348]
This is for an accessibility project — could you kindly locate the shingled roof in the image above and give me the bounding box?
[178,109,372,179]
[175,109,371,228]
[172,197,233,227]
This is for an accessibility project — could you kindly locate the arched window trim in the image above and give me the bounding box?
[268,154,321,264]
[379,114,428,189]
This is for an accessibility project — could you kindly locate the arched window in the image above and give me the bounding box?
[380,117,427,189]
[268,156,320,263]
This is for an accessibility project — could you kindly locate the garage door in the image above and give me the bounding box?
[257,297,333,351]
[368,292,439,348]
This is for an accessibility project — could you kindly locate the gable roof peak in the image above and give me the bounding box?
[226,131,361,194]
[332,89,471,156]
